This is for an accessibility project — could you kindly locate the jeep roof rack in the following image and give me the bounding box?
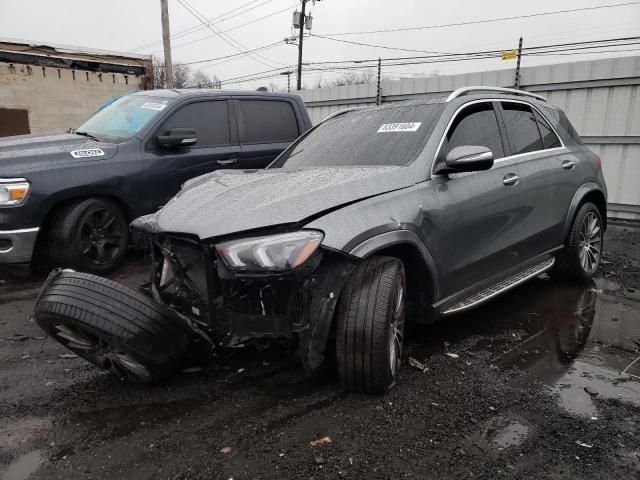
[446,86,547,103]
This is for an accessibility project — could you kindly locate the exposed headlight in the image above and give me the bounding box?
[216,230,323,271]
[0,179,30,207]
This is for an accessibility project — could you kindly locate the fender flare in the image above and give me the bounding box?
[563,182,606,237]
[348,229,440,301]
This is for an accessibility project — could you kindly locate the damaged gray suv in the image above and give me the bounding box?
[33,86,607,394]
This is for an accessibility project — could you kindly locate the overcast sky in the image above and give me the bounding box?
[1,0,639,90]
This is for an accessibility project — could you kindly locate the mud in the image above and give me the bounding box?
[1,225,639,479]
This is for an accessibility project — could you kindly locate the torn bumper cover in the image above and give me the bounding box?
[141,231,354,370]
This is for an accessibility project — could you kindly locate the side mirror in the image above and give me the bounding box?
[435,146,494,174]
[156,128,197,149]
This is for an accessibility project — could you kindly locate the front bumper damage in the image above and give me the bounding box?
[144,233,355,370]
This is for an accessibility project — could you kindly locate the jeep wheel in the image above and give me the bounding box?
[33,270,191,383]
[49,197,129,274]
[551,202,603,282]
[336,256,406,394]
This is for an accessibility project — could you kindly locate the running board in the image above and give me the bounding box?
[443,257,555,315]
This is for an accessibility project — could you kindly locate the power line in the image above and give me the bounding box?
[217,36,640,85]
[175,40,285,66]
[176,0,283,69]
[317,2,640,37]
[131,0,280,52]
[157,4,294,53]
[309,34,453,55]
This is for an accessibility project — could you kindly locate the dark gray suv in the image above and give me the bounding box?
[34,86,607,394]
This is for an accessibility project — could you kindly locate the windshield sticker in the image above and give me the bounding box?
[140,102,168,111]
[377,122,422,133]
[70,149,105,158]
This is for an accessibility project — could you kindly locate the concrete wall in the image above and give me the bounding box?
[0,62,146,134]
[297,56,640,220]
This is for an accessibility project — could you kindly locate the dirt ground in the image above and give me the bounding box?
[1,224,639,480]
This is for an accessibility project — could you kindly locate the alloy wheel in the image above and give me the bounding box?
[52,323,151,382]
[578,212,602,274]
[78,207,124,266]
[388,277,406,376]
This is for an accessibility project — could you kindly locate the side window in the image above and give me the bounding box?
[533,110,561,149]
[442,102,504,159]
[239,100,299,143]
[157,101,229,147]
[500,102,543,155]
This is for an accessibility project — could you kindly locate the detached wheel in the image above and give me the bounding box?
[49,198,129,274]
[552,202,604,282]
[33,270,191,383]
[336,256,406,394]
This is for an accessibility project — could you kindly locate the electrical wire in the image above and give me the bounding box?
[130,0,280,52]
[176,0,283,68]
[317,2,640,37]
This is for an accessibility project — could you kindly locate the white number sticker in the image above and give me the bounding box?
[377,122,422,133]
[70,149,105,158]
[141,102,167,111]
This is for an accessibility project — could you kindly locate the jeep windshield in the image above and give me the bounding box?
[75,94,172,142]
[270,102,444,168]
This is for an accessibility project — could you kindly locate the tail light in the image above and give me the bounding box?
[595,155,602,169]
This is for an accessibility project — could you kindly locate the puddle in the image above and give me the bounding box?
[408,276,640,418]
[1,450,44,480]
[488,417,530,449]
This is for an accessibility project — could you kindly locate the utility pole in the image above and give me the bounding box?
[296,0,307,90]
[160,0,174,88]
[376,57,382,105]
[514,36,523,90]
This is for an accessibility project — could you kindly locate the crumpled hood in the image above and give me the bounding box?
[0,133,117,176]
[132,166,413,239]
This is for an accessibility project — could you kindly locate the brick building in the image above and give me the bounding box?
[0,38,152,136]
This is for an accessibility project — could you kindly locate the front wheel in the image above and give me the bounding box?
[49,197,129,274]
[336,256,406,394]
[551,202,604,282]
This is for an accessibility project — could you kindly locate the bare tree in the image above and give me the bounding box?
[152,56,165,89]
[173,64,192,89]
[329,71,375,87]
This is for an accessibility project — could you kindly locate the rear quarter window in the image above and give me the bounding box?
[239,100,299,143]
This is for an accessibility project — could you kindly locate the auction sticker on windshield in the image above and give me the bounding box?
[141,102,168,111]
[377,122,422,132]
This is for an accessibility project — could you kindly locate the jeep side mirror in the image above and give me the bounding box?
[435,145,494,174]
[156,128,197,149]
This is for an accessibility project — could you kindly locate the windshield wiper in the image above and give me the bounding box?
[74,130,101,142]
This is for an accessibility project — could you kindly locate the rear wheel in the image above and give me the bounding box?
[551,202,603,282]
[33,270,191,383]
[336,256,406,394]
[49,198,129,274]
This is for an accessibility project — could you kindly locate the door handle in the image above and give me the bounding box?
[503,173,519,186]
[216,158,238,166]
[562,159,577,170]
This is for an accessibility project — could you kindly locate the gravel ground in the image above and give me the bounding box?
[0,225,639,480]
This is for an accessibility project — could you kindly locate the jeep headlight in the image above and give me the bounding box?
[0,179,30,207]
[216,230,323,271]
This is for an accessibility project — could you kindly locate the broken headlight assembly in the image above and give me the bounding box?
[216,230,324,272]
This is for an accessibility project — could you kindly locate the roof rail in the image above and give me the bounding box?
[446,86,547,103]
[320,106,364,123]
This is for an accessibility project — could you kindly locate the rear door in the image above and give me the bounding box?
[235,98,301,169]
[497,101,576,258]
[143,99,241,209]
[434,101,529,297]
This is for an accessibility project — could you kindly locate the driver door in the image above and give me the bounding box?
[142,99,241,210]
[434,101,529,297]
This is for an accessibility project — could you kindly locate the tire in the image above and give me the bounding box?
[49,198,129,274]
[33,270,191,384]
[336,256,406,394]
[551,202,604,282]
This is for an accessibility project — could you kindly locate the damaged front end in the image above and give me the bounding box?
[143,230,355,370]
